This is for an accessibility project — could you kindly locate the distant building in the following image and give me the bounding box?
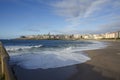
[105,32,118,39]
[18,31,120,40]
[115,31,120,39]
[118,31,120,38]
[42,35,49,39]
[25,35,35,39]
[64,35,69,39]
[82,34,94,39]
[73,34,82,39]
[93,34,104,39]
[54,35,60,39]
[82,34,89,39]
[49,35,55,39]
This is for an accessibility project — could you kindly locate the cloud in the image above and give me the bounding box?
[3,0,120,34]
[51,0,101,33]
[51,0,120,34]
[84,0,108,18]
[52,0,90,18]
[51,0,112,18]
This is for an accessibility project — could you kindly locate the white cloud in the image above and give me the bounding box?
[52,0,112,18]
[84,0,108,18]
[52,0,91,18]
[6,0,120,34]
[51,0,120,34]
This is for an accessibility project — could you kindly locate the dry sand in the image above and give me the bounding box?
[12,41,120,80]
[84,41,120,80]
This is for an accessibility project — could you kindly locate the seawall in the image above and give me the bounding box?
[0,42,16,80]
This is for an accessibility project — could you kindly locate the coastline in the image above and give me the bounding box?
[12,41,120,80]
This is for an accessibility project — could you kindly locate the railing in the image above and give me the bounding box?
[0,42,16,80]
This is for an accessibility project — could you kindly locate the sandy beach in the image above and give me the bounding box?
[84,41,120,80]
[12,41,120,80]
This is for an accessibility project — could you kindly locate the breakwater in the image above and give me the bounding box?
[0,42,16,80]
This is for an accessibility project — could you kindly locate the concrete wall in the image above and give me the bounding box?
[0,42,16,80]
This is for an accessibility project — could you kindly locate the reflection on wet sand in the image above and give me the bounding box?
[68,63,114,80]
[93,66,120,80]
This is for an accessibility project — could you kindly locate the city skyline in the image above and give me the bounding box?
[0,0,120,39]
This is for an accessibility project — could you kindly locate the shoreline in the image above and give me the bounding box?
[12,41,120,80]
[84,41,120,80]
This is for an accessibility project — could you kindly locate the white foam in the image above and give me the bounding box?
[6,45,42,52]
[10,49,90,69]
[7,41,107,69]
[79,41,107,51]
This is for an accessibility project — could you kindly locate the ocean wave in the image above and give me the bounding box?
[6,45,43,52]
[7,41,107,69]
[9,47,90,69]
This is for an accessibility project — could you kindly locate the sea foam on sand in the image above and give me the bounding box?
[7,41,107,69]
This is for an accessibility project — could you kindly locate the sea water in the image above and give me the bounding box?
[0,40,107,69]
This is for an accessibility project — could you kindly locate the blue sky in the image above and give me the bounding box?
[0,0,120,39]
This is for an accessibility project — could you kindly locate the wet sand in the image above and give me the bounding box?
[12,41,120,80]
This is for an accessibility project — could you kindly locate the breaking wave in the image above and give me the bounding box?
[5,41,107,69]
[6,45,43,52]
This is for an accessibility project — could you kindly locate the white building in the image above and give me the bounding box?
[73,34,82,39]
[105,32,117,39]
